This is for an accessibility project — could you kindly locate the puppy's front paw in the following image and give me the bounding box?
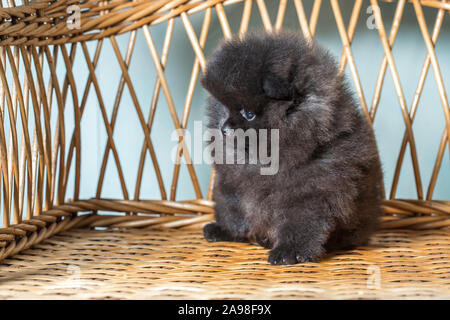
[203,222,231,242]
[268,245,322,265]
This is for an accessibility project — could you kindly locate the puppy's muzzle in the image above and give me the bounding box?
[221,125,233,136]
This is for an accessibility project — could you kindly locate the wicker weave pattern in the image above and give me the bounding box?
[0,0,449,263]
[1,228,449,299]
[0,0,449,45]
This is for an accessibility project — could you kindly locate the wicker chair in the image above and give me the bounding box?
[0,0,449,299]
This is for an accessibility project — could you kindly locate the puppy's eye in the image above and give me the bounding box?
[240,109,256,121]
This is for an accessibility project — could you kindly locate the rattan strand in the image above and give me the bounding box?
[0,228,449,299]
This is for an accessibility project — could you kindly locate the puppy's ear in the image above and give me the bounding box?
[263,73,292,100]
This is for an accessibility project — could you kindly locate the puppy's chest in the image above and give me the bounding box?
[238,183,274,227]
[220,166,275,221]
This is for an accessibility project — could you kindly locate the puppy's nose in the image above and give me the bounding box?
[221,125,233,136]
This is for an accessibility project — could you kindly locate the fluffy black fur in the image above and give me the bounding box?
[201,32,383,265]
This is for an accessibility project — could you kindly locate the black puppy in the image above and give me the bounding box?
[201,32,383,264]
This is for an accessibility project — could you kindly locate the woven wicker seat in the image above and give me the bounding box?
[1,228,449,299]
[0,0,449,299]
